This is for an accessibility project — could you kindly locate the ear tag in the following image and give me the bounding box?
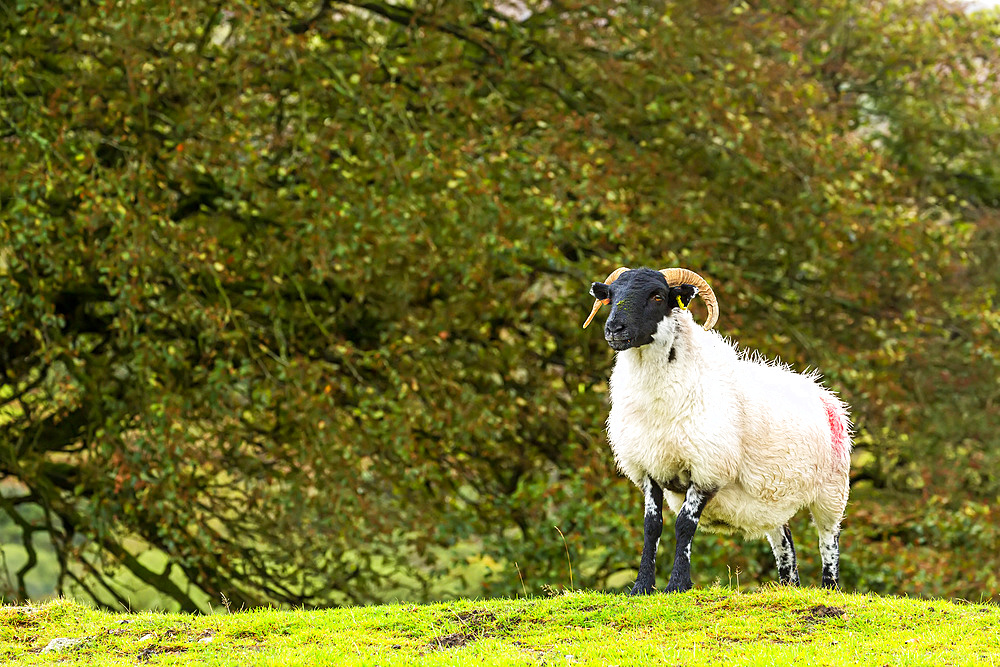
[676,296,688,310]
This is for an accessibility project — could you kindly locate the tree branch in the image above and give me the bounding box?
[334,1,500,60]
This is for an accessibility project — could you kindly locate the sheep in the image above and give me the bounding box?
[583,266,851,594]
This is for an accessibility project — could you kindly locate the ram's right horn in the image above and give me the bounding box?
[583,266,631,329]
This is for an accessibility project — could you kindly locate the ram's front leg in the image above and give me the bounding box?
[664,485,716,593]
[629,477,663,596]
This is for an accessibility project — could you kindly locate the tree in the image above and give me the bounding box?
[2,0,998,609]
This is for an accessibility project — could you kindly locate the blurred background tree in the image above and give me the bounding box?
[1,0,998,609]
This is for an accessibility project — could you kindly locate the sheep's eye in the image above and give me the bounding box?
[651,294,663,302]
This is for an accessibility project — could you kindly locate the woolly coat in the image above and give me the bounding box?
[606,310,851,539]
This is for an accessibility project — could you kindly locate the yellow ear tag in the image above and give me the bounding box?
[677,296,688,310]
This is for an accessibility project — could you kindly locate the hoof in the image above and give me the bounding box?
[663,579,692,593]
[629,582,656,596]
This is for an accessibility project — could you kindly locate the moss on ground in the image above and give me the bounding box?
[2,586,997,666]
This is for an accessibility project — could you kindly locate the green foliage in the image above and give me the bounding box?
[1,0,998,608]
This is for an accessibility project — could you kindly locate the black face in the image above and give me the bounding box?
[590,268,697,351]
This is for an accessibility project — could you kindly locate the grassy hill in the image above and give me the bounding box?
[2,586,997,666]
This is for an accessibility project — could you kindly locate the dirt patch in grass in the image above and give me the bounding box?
[232,629,265,639]
[711,598,789,613]
[426,608,523,649]
[427,632,476,649]
[454,609,496,626]
[425,609,490,650]
[135,645,188,663]
[801,605,848,623]
[459,608,525,634]
[497,614,525,633]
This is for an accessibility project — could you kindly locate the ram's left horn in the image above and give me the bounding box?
[659,268,719,330]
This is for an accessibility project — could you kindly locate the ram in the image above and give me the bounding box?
[584,267,851,594]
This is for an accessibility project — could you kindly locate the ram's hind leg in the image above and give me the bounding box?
[816,525,840,589]
[810,496,846,590]
[765,524,800,586]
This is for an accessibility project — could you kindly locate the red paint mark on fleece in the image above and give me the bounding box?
[822,395,847,460]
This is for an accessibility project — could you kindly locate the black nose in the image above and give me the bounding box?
[606,320,628,337]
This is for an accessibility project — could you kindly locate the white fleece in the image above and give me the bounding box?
[606,310,851,539]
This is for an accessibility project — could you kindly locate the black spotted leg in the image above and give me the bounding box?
[765,524,801,586]
[629,477,663,596]
[664,485,715,593]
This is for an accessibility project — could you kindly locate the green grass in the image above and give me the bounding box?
[2,586,998,665]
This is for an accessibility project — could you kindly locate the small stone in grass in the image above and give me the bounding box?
[41,638,84,653]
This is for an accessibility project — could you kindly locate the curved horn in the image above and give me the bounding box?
[659,268,719,330]
[582,266,630,329]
